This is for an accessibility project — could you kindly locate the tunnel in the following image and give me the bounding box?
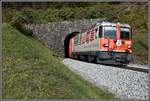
[64,32,79,58]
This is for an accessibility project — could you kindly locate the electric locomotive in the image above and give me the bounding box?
[69,21,133,65]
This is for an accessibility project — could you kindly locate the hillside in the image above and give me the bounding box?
[2,23,115,99]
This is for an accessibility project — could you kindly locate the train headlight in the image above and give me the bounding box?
[128,45,131,49]
[116,40,122,46]
[103,43,109,47]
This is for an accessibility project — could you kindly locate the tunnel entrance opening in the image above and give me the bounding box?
[64,32,79,58]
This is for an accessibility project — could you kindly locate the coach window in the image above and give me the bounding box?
[95,28,98,39]
[99,26,102,38]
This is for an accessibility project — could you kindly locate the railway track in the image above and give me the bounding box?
[127,64,149,73]
[105,63,149,73]
[72,58,149,73]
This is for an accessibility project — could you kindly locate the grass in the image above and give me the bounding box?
[2,23,116,99]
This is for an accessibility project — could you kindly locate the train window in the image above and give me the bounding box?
[86,31,90,43]
[95,28,98,39]
[95,28,98,32]
[104,26,116,39]
[90,31,94,41]
[99,26,102,38]
[120,28,130,39]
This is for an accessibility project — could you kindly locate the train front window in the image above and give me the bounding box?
[104,26,116,39]
[120,28,130,39]
[99,26,102,38]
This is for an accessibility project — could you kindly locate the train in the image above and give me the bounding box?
[69,21,133,66]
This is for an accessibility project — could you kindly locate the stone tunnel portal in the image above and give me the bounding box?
[64,32,79,58]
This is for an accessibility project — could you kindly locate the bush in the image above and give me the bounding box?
[58,7,74,20]
[43,8,60,22]
[11,9,42,36]
[2,8,17,23]
[73,7,87,20]
[86,7,99,19]
[11,8,42,24]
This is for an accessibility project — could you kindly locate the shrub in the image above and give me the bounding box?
[11,9,42,36]
[86,7,99,19]
[43,8,60,22]
[58,7,74,20]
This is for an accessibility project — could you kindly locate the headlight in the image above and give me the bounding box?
[103,43,109,47]
[116,40,122,46]
[128,45,131,49]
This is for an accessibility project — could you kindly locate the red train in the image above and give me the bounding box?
[69,21,133,66]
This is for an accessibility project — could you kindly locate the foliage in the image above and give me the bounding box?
[10,8,43,36]
[11,8,42,24]
[43,8,60,22]
[58,7,74,20]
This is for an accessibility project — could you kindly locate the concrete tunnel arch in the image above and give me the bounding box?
[64,32,79,58]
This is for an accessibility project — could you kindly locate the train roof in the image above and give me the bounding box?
[80,21,131,33]
[96,21,131,28]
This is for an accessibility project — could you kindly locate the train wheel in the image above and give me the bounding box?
[121,64,127,67]
[85,55,88,62]
[93,56,98,63]
[88,55,92,63]
[78,55,81,60]
[95,57,99,64]
[73,54,75,59]
[75,54,78,60]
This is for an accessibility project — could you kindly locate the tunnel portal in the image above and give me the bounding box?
[64,32,79,58]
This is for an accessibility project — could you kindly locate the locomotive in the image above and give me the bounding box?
[69,21,133,66]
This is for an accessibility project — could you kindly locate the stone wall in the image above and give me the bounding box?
[25,18,105,57]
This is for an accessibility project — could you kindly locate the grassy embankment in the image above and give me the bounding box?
[2,23,116,99]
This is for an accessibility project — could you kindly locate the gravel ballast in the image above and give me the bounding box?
[63,59,149,100]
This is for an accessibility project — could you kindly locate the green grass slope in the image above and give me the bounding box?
[2,23,116,99]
